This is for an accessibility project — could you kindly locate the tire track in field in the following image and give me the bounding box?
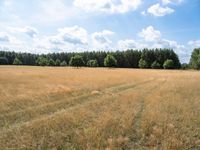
[0,78,156,131]
[127,78,167,149]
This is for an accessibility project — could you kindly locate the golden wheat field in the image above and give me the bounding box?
[0,66,199,150]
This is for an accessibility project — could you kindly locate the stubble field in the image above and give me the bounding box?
[0,66,199,150]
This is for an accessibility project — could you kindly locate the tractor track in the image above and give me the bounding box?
[0,78,156,132]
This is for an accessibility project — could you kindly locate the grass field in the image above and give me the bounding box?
[0,66,199,150]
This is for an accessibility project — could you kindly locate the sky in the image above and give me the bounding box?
[0,0,200,63]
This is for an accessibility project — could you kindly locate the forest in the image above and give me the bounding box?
[0,48,183,69]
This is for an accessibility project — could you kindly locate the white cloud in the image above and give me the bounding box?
[91,30,114,49]
[147,3,174,17]
[51,26,88,45]
[162,0,183,5]
[139,26,161,42]
[118,39,147,49]
[35,0,79,23]
[188,40,200,48]
[4,0,13,8]
[0,32,20,44]
[0,32,10,42]
[73,0,142,14]
[8,26,38,38]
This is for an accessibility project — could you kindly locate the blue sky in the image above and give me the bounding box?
[0,0,199,63]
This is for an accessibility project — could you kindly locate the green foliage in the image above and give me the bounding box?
[104,54,117,67]
[181,63,189,70]
[55,59,61,66]
[139,59,148,69]
[0,49,181,69]
[13,58,22,65]
[60,61,67,66]
[48,59,55,66]
[87,59,99,67]
[151,61,161,69]
[69,55,85,67]
[189,48,200,69]
[0,57,8,65]
[163,59,174,69]
[36,56,49,66]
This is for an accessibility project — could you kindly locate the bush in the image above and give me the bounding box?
[36,57,49,66]
[139,59,148,68]
[69,55,85,67]
[60,61,67,66]
[151,61,161,69]
[55,59,61,66]
[48,59,55,66]
[104,54,117,67]
[87,59,99,67]
[13,58,22,65]
[0,57,8,65]
[181,63,189,70]
[163,59,174,69]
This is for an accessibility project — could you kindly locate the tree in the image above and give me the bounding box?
[87,59,99,67]
[181,63,189,70]
[163,59,174,69]
[55,59,61,66]
[69,55,85,67]
[189,48,200,69]
[104,54,117,67]
[0,57,8,65]
[151,61,161,69]
[60,61,67,66]
[48,59,55,66]
[13,58,22,65]
[139,59,148,69]
[36,56,49,66]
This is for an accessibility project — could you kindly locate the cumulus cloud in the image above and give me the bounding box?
[162,0,183,5]
[0,32,11,42]
[49,26,88,46]
[73,0,142,14]
[8,26,38,38]
[188,40,200,48]
[139,26,161,42]
[91,30,114,49]
[118,39,147,49]
[147,3,174,17]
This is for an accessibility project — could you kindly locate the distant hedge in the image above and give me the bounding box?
[0,49,181,69]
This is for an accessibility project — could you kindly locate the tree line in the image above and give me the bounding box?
[0,48,183,69]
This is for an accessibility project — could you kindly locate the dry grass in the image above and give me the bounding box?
[0,66,199,150]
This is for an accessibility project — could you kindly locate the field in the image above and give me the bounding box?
[0,66,200,150]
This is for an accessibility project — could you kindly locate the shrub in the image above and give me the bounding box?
[48,59,55,66]
[55,59,61,66]
[69,55,85,67]
[163,59,174,69]
[151,61,161,69]
[13,58,22,65]
[104,54,117,67]
[36,57,49,66]
[181,63,189,70]
[87,59,99,67]
[60,61,67,66]
[139,59,148,69]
